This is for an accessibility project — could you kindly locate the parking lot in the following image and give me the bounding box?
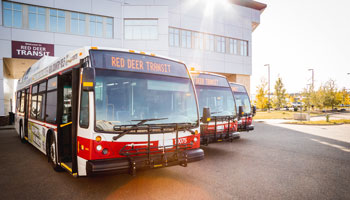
[0,122,349,200]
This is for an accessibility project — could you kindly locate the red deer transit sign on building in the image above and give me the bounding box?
[12,40,54,59]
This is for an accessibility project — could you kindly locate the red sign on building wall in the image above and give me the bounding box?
[12,40,54,59]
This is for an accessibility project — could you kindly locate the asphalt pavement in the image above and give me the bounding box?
[0,122,349,200]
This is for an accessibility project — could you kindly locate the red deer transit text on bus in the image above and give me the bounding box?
[110,56,171,73]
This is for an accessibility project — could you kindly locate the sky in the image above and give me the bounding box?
[251,0,350,95]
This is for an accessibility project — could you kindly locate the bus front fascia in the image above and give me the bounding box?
[86,124,204,176]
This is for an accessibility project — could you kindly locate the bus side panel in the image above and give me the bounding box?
[27,119,51,155]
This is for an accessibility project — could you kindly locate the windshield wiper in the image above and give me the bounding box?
[211,111,222,114]
[112,118,168,141]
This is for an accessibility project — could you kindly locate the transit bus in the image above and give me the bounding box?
[230,82,256,132]
[190,71,239,145]
[15,47,204,177]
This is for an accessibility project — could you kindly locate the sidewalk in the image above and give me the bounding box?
[0,125,15,130]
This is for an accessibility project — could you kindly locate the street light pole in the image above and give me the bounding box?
[264,64,270,112]
[308,69,314,90]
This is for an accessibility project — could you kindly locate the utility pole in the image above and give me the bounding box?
[264,64,271,112]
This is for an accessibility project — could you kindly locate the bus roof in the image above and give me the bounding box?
[17,46,185,90]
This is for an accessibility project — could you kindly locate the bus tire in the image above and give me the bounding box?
[48,133,62,171]
[19,122,26,143]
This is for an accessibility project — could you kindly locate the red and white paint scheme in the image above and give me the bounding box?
[15,47,204,177]
[190,71,239,145]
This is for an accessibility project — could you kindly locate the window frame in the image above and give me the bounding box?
[79,91,89,129]
[45,76,58,124]
[36,80,47,122]
[30,84,39,119]
[3,1,23,28]
[49,9,66,33]
[28,5,46,31]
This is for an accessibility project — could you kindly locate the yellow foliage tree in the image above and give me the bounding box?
[254,79,268,110]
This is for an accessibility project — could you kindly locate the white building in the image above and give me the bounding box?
[0,0,266,118]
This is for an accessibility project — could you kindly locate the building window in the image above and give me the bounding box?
[71,12,86,35]
[181,30,191,48]
[194,32,204,49]
[241,41,248,56]
[216,36,225,53]
[169,27,180,47]
[205,34,214,51]
[50,9,65,32]
[105,17,113,38]
[28,6,46,31]
[124,19,158,40]
[89,15,103,37]
[3,1,22,28]
[229,39,237,54]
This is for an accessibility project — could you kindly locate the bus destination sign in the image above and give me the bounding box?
[230,83,246,93]
[191,73,229,87]
[90,50,189,78]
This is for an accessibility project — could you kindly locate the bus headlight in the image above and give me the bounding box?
[193,136,198,142]
[96,145,102,151]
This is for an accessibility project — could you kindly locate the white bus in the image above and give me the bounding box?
[15,47,204,177]
[190,71,239,145]
[230,82,256,132]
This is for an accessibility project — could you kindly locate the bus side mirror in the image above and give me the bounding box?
[238,106,244,119]
[82,67,95,91]
[202,107,211,123]
[252,106,256,116]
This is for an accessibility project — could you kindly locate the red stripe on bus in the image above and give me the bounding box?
[77,134,200,161]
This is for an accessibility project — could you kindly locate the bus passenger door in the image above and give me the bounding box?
[57,69,79,175]
[57,72,73,171]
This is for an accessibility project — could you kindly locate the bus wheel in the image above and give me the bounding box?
[19,123,26,143]
[49,135,62,171]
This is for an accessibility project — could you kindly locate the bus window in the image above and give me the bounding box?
[31,85,38,119]
[79,91,89,128]
[46,76,58,124]
[20,91,25,113]
[46,91,57,124]
[39,81,47,92]
[48,76,57,90]
[62,77,72,124]
[37,81,47,121]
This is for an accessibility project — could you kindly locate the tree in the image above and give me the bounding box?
[338,88,349,106]
[302,86,312,110]
[323,79,340,109]
[273,77,287,109]
[312,85,326,110]
[255,79,268,110]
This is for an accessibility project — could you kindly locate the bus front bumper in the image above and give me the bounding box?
[200,131,240,145]
[238,124,254,132]
[86,148,204,176]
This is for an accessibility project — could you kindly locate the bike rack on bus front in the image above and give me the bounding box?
[118,124,193,176]
[201,115,236,145]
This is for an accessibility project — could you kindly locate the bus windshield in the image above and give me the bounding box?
[233,92,252,114]
[230,83,251,115]
[196,85,236,118]
[94,69,198,132]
